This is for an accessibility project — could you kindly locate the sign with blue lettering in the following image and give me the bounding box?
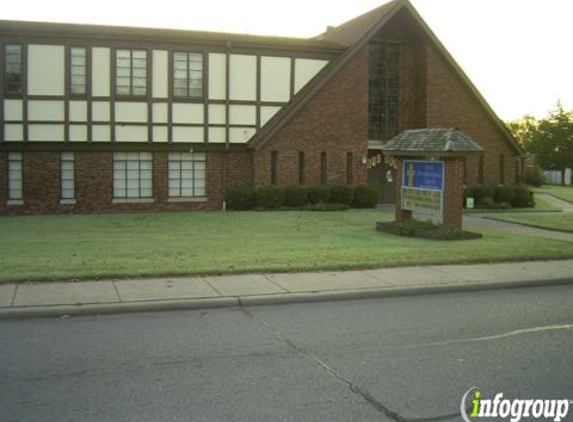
[402,161,444,190]
[401,160,444,215]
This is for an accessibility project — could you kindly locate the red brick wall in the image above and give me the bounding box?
[425,45,518,186]
[0,150,249,215]
[253,46,370,187]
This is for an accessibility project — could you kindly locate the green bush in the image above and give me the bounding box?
[511,186,535,208]
[283,186,307,207]
[465,186,494,206]
[255,186,285,209]
[306,186,331,204]
[494,186,515,204]
[226,187,256,210]
[352,186,379,208]
[304,203,350,212]
[328,186,354,205]
[525,167,545,187]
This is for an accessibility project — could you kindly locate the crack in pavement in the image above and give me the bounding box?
[241,308,461,422]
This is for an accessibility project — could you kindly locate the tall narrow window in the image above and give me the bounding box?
[478,155,484,185]
[369,40,400,140]
[270,151,278,185]
[168,152,206,198]
[320,152,327,186]
[346,152,353,185]
[5,45,22,96]
[61,152,75,200]
[499,154,505,185]
[173,52,203,98]
[7,152,23,201]
[116,49,147,96]
[70,47,87,96]
[113,152,153,199]
[298,151,305,186]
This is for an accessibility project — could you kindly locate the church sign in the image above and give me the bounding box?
[401,160,444,215]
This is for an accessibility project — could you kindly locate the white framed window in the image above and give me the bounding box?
[168,152,206,198]
[173,52,203,98]
[113,152,153,199]
[61,152,75,200]
[70,47,87,96]
[115,49,147,97]
[7,152,23,201]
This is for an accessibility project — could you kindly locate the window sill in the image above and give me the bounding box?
[6,200,24,206]
[60,199,77,205]
[167,197,208,203]
[112,198,155,204]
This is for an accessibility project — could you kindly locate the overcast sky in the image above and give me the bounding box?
[3,0,572,121]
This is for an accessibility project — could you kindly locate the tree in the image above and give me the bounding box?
[508,102,573,185]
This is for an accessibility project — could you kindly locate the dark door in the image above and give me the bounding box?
[367,151,396,204]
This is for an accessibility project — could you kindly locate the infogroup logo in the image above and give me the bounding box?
[461,387,571,422]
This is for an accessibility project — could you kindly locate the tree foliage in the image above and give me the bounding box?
[507,101,573,175]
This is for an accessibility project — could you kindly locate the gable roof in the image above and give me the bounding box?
[248,0,525,156]
[381,128,484,156]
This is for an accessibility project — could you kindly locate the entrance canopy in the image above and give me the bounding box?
[381,128,483,156]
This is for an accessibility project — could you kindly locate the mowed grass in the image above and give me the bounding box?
[489,212,573,233]
[464,194,560,213]
[1,210,573,283]
[532,186,573,203]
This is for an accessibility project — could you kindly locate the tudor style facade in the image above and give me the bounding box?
[0,0,524,215]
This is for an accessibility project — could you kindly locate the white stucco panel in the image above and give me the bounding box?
[92,47,111,97]
[4,124,24,141]
[261,56,290,102]
[28,45,65,96]
[153,127,168,142]
[172,126,204,142]
[208,104,226,124]
[115,102,148,123]
[152,103,168,123]
[28,100,65,121]
[172,103,204,124]
[69,125,88,141]
[92,125,111,142]
[208,127,226,143]
[229,54,256,101]
[260,106,282,126]
[29,124,65,141]
[4,100,23,121]
[294,58,328,93]
[229,105,256,125]
[153,50,169,98]
[229,127,256,143]
[116,125,148,142]
[92,102,110,122]
[208,53,226,100]
[69,101,88,122]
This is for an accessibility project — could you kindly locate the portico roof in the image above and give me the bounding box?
[380,128,484,156]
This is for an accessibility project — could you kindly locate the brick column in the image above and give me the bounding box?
[442,157,464,228]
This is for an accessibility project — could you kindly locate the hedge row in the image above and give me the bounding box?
[464,186,534,209]
[226,185,378,210]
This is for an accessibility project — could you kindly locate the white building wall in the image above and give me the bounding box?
[260,56,291,102]
[208,53,226,100]
[294,58,328,93]
[229,54,256,101]
[92,47,111,97]
[152,50,169,98]
[28,45,65,96]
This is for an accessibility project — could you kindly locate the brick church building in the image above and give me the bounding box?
[0,0,524,214]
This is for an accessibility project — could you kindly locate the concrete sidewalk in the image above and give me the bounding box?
[1,260,572,319]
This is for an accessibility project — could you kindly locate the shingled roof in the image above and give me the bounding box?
[248,0,525,156]
[381,128,484,156]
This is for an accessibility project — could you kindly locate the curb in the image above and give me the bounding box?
[1,277,572,320]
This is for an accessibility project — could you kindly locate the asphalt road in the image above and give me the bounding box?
[1,284,572,422]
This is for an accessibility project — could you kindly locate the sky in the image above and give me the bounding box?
[2,0,572,121]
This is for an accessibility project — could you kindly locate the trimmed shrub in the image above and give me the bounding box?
[283,186,308,207]
[494,186,515,204]
[511,186,535,208]
[306,186,331,204]
[352,186,379,208]
[226,187,256,210]
[304,203,350,212]
[525,167,545,187]
[255,186,285,209]
[466,186,494,206]
[328,185,354,205]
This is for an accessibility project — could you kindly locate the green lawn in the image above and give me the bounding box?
[532,186,573,203]
[488,212,573,233]
[1,210,573,283]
